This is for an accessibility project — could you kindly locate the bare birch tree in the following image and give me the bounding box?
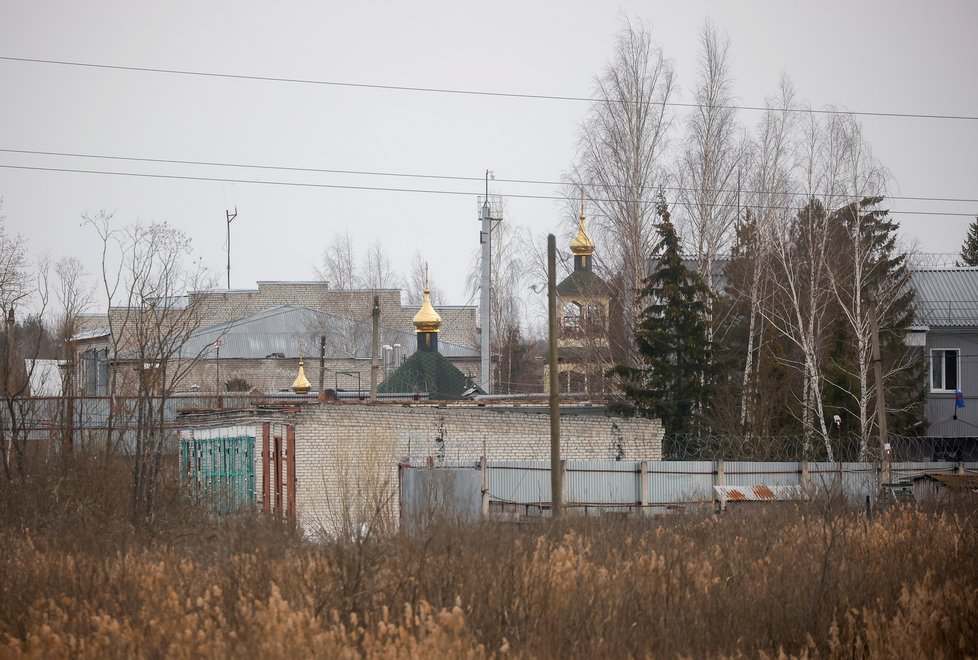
[571,18,676,365]
[677,21,746,300]
[317,231,357,291]
[403,251,444,306]
[362,239,398,291]
[736,78,795,433]
[315,234,399,359]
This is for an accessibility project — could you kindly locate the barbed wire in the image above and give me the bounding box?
[661,433,964,463]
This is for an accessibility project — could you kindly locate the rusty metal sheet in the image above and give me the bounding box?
[714,484,806,502]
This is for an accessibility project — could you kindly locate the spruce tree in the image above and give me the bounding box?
[958,217,978,267]
[610,196,713,437]
[822,197,925,442]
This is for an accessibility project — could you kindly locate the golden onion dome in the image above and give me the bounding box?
[570,192,595,256]
[291,358,311,394]
[413,263,442,333]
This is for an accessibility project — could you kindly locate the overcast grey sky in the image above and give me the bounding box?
[1,1,976,312]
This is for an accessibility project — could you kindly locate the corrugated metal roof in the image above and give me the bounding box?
[71,327,111,341]
[910,268,978,327]
[714,484,806,502]
[177,305,478,361]
[912,473,978,489]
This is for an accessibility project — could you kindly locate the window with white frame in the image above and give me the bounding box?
[931,348,960,391]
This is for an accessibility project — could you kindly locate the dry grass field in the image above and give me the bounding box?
[1,456,976,658]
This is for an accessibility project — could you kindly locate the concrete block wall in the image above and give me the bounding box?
[189,283,477,347]
[289,402,663,533]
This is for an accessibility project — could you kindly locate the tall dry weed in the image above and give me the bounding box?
[2,458,976,658]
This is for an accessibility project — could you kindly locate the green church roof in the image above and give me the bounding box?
[556,270,610,298]
[377,349,477,400]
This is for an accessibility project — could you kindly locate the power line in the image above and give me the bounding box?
[2,55,976,122]
[0,162,974,217]
[2,147,976,206]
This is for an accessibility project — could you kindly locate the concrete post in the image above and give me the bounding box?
[559,459,569,514]
[640,460,650,516]
[547,235,562,518]
[715,459,726,512]
[480,455,490,518]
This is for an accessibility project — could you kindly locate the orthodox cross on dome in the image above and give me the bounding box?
[413,261,442,352]
[570,188,595,272]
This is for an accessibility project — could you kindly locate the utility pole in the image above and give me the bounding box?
[226,207,238,289]
[214,338,224,408]
[547,235,562,518]
[868,291,890,485]
[319,335,326,396]
[370,295,380,401]
[478,171,500,394]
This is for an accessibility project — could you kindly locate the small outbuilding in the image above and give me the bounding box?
[910,472,978,503]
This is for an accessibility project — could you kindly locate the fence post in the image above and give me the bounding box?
[559,459,568,514]
[640,460,650,516]
[957,461,965,475]
[801,460,810,493]
[480,455,490,518]
[714,459,725,512]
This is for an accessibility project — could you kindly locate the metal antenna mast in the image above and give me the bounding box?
[226,207,237,289]
[478,170,500,394]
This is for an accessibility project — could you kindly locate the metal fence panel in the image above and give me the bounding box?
[565,460,640,505]
[11,395,255,431]
[647,461,714,505]
[809,462,877,500]
[725,461,801,488]
[488,461,552,504]
[891,461,959,481]
[400,466,482,531]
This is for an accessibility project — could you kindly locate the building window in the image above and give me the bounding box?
[562,303,582,332]
[931,348,959,391]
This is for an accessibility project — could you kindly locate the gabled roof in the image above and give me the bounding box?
[910,268,978,327]
[376,350,475,400]
[175,305,478,361]
[556,270,610,298]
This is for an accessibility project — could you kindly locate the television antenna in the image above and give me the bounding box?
[226,207,238,289]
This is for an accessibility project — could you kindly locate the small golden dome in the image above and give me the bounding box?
[570,190,595,256]
[413,262,442,333]
[291,358,311,394]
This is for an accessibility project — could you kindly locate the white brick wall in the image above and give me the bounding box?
[283,402,663,533]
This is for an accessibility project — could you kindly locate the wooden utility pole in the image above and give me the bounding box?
[370,295,380,401]
[547,234,562,518]
[868,292,890,485]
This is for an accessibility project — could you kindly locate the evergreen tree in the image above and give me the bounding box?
[712,211,796,437]
[958,217,978,267]
[610,196,714,436]
[822,198,925,445]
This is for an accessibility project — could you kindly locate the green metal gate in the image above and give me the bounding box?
[181,434,256,514]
